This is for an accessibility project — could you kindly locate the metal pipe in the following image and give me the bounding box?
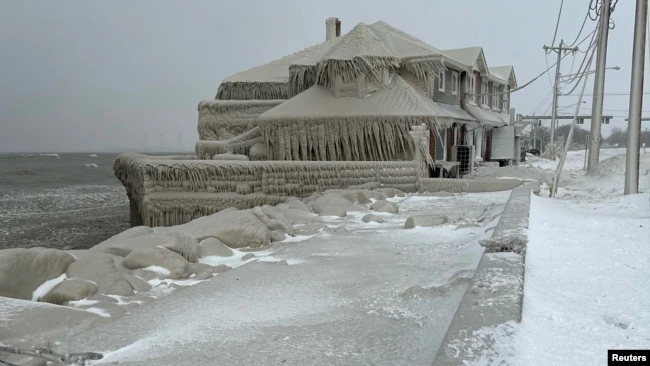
[588,0,611,172]
[625,0,647,195]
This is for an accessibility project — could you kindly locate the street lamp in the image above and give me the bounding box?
[560,66,621,79]
[557,101,587,112]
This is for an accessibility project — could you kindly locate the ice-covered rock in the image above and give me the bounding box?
[313,194,352,217]
[39,279,98,305]
[176,210,270,248]
[66,252,136,296]
[122,247,191,280]
[404,215,448,229]
[199,238,234,257]
[91,232,201,263]
[362,214,384,223]
[287,199,311,212]
[375,188,406,198]
[370,200,399,214]
[0,248,76,300]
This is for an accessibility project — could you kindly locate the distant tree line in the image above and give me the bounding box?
[605,126,650,147]
[522,124,650,150]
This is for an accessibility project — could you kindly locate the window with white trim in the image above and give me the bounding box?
[481,80,488,105]
[437,70,445,92]
[492,84,499,108]
[451,71,459,95]
[502,85,510,110]
[468,76,475,95]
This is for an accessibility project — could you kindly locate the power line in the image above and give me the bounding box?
[566,3,594,47]
[563,92,650,96]
[568,107,650,113]
[550,0,564,49]
[559,27,600,90]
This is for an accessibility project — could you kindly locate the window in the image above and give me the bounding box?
[502,85,510,110]
[437,70,445,92]
[435,129,446,161]
[492,84,499,108]
[481,80,488,105]
[451,71,459,95]
[468,76,475,95]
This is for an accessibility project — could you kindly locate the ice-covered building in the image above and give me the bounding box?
[115,18,521,227]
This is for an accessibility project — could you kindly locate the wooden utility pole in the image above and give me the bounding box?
[587,0,611,172]
[625,0,647,195]
[543,40,579,145]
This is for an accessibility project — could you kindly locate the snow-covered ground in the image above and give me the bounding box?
[468,148,650,365]
[1,191,511,366]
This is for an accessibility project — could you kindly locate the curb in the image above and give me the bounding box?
[432,182,538,365]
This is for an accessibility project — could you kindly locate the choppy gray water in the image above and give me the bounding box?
[0,153,129,250]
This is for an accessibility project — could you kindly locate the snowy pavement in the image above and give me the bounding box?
[462,149,650,366]
[36,191,510,366]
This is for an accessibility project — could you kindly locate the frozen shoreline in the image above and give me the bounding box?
[0,190,511,366]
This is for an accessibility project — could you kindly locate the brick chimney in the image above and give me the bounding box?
[326,17,340,41]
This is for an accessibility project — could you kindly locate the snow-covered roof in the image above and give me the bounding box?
[489,65,518,88]
[441,47,484,68]
[442,47,517,87]
[465,104,510,126]
[259,74,441,119]
[217,21,516,101]
[215,38,340,100]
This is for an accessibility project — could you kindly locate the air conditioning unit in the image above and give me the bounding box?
[490,126,516,160]
[451,145,475,176]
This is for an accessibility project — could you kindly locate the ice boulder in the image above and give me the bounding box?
[176,210,271,248]
[0,248,75,300]
[404,215,448,229]
[313,194,352,217]
[91,232,201,263]
[66,252,136,296]
[362,214,384,223]
[370,200,399,214]
[375,188,406,198]
[121,247,191,280]
[39,279,98,305]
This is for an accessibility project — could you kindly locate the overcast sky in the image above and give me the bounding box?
[0,0,645,152]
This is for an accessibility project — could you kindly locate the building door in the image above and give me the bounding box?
[484,128,493,161]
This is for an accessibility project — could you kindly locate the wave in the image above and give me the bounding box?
[21,153,61,158]
[89,154,98,157]
[82,163,99,168]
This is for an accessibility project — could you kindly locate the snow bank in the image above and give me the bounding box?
[477,193,650,366]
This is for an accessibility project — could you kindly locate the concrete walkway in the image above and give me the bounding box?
[40,192,511,366]
[434,183,535,365]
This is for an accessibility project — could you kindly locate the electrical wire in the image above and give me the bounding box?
[465,50,573,98]
[545,53,556,88]
[567,0,599,48]
[563,92,650,96]
[589,0,600,21]
[550,0,564,50]
[559,25,600,95]
[530,88,555,115]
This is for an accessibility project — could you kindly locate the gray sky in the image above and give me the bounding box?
[0,0,644,152]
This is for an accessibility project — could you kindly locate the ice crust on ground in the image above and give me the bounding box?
[1,186,513,366]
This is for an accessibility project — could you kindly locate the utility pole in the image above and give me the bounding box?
[625,0,647,195]
[543,40,578,145]
[587,0,611,172]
